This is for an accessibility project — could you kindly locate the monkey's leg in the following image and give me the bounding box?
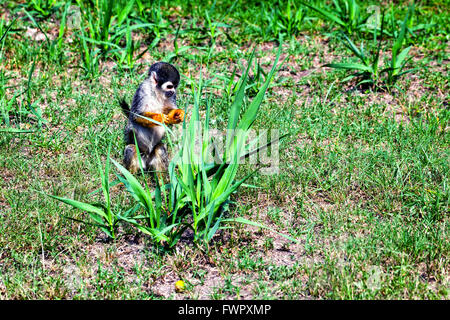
[124,144,141,174]
[165,109,185,124]
[135,112,167,128]
[149,143,169,173]
[149,143,169,185]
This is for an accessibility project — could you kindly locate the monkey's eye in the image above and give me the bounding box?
[166,85,174,90]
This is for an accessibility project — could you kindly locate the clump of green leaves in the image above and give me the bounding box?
[74,0,155,74]
[172,48,282,245]
[300,0,369,35]
[273,0,307,38]
[48,141,122,239]
[324,4,416,89]
[24,0,64,19]
[0,16,45,134]
[111,131,190,247]
[386,4,416,86]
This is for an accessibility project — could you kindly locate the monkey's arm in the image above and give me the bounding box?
[134,110,184,128]
[165,109,185,124]
[135,112,167,128]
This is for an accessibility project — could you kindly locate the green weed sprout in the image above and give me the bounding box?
[47,140,121,239]
[324,3,416,89]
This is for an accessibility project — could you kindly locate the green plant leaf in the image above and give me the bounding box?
[47,194,108,221]
[299,1,346,28]
[394,46,411,71]
[111,159,153,211]
[324,63,373,73]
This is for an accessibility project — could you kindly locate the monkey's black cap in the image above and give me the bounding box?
[148,62,180,88]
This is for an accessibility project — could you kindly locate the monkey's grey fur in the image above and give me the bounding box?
[120,62,181,174]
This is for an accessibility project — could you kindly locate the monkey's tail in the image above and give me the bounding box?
[119,98,130,117]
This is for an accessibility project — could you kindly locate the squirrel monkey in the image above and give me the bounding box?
[120,62,185,174]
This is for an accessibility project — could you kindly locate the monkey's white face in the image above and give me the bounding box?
[161,81,176,98]
[150,71,177,107]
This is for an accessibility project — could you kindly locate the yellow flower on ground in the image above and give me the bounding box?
[175,280,185,292]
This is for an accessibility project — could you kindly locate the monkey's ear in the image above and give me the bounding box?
[150,71,158,85]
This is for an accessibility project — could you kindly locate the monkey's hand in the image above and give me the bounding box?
[165,109,185,125]
[135,112,168,128]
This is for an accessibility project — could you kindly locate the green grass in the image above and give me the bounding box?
[0,0,449,299]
